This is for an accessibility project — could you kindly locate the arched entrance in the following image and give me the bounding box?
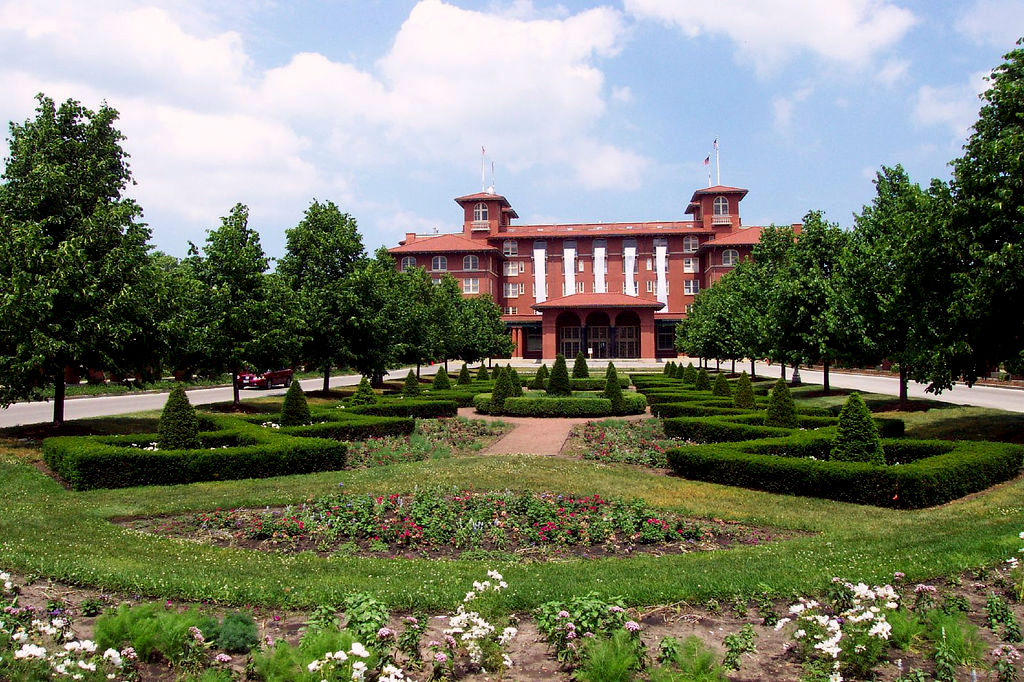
[585,311,611,358]
[556,311,582,358]
[614,310,641,358]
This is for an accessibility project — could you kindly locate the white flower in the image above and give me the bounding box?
[794,629,806,639]
[78,660,96,671]
[15,643,47,659]
[333,650,347,662]
[349,642,370,658]
[351,660,367,681]
[103,648,122,667]
[487,570,503,581]
[774,618,791,631]
[307,660,321,672]
[868,619,892,639]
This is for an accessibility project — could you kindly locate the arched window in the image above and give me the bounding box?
[400,256,417,271]
[431,255,447,271]
[713,196,729,216]
[463,255,479,271]
[722,249,739,266]
[683,235,699,253]
[474,202,488,221]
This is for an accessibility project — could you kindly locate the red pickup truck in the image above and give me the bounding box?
[238,368,294,389]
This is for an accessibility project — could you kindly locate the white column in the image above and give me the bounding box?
[655,241,668,307]
[533,242,547,304]
[594,242,606,293]
[563,242,576,296]
[624,242,637,296]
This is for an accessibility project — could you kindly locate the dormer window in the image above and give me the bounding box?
[713,196,729,216]
[722,249,739,266]
[431,255,447,271]
[463,255,479,271]
[473,202,488,222]
[400,256,417,271]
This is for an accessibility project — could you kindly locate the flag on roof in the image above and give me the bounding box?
[703,155,710,166]
[713,138,718,149]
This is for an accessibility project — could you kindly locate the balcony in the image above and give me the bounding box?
[711,214,732,225]
[471,220,490,231]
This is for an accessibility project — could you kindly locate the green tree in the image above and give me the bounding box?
[734,371,755,409]
[154,254,215,380]
[663,361,674,376]
[507,365,524,397]
[712,372,732,398]
[751,225,803,376]
[682,362,696,383]
[432,366,451,390]
[603,362,624,414]
[831,392,884,465]
[338,248,407,386]
[476,364,490,382]
[695,368,711,391]
[0,94,157,423]
[158,384,200,450]
[402,369,421,397]
[489,365,513,412]
[764,378,798,428]
[547,354,572,396]
[350,376,377,405]
[453,294,514,363]
[572,351,590,378]
[278,199,365,392]
[457,363,472,385]
[530,363,549,390]
[280,380,311,426]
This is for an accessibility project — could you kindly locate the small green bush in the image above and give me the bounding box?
[573,351,590,378]
[457,363,472,385]
[831,392,885,465]
[764,378,798,428]
[682,362,696,383]
[489,365,514,412]
[674,362,686,380]
[574,630,638,682]
[530,363,550,390]
[508,366,524,398]
[349,376,377,405]
[402,369,421,397]
[695,368,711,391]
[219,611,259,653]
[476,365,490,381]
[712,372,732,398]
[547,354,572,396]
[734,371,755,409]
[603,363,625,414]
[280,381,311,427]
[663,361,674,376]
[158,384,200,450]
[432,366,451,390]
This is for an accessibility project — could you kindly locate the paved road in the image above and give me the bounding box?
[2,359,1022,427]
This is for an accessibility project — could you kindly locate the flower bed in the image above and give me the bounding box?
[567,419,681,468]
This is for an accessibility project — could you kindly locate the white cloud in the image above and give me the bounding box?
[876,58,910,86]
[611,85,634,103]
[624,0,917,74]
[956,0,1024,48]
[773,86,814,131]
[913,71,989,139]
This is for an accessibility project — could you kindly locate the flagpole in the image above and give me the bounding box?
[714,138,720,185]
[480,146,486,192]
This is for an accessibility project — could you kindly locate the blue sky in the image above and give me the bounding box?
[1,0,1021,261]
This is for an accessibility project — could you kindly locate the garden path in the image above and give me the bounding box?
[458,406,648,457]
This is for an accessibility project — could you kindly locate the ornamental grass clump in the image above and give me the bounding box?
[547,354,572,397]
[694,368,711,391]
[603,363,625,414]
[734,371,755,409]
[712,372,732,398]
[350,377,377,405]
[476,365,490,382]
[573,351,590,378]
[682,362,697,384]
[765,377,798,428]
[159,384,200,450]
[489,366,513,412]
[457,363,472,385]
[280,380,311,426]
[530,363,549,390]
[402,370,421,397]
[432,366,451,390]
[831,392,885,465]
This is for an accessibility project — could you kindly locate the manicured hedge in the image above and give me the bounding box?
[347,399,457,418]
[663,418,792,443]
[278,415,414,440]
[666,438,1023,509]
[567,377,631,391]
[419,390,477,407]
[652,403,752,418]
[476,392,646,417]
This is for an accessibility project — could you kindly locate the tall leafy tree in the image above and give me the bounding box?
[453,294,514,363]
[0,94,156,424]
[750,225,803,375]
[153,252,215,380]
[278,200,365,392]
[340,248,407,386]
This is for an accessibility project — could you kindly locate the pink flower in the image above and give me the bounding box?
[215,653,232,663]
[434,652,448,663]
[624,620,641,632]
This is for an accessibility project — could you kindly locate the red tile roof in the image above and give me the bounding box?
[454,191,512,206]
[494,221,702,238]
[389,233,499,254]
[688,185,749,202]
[532,293,666,311]
[700,226,765,247]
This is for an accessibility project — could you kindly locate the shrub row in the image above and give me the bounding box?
[278,414,414,440]
[347,399,457,419]
[474,392,647,417]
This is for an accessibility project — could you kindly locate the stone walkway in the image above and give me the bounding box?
[458,406,648,457]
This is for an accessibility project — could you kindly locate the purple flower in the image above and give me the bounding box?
[624,620,641,632]
[434,652,448,663]
[215,653,232,663]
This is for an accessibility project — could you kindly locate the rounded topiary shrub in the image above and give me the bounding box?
[682,362,696,383]
[831,392,885,465]
[765,377,798,428]
[476,365,490,382]
[572,352,590,378]
[530,364,549,390]
[603,362,625,414]
[547,354,572,397]
[712,372,732,397]
[159,384,200,450]
[734,371,755,409]
[489,365,513,412]
[432,366,451,390]
[508,366,524,398]
[695,368,711,391]
[402,369,421,397]
[350,376,377,405]
[281,380,311,426]
[457,363,472,385]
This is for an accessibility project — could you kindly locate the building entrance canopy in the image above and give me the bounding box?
[531,293,663,359]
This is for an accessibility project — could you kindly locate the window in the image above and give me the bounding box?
[657,328,675,350]
[684,280,700,295]
[400,256,416,271]
[577,281,585,293]
[432,278,441,286]
[713,196,729,216]
[463,278,479,294]
[473,202,488,221]
[579,260,585,272]
[722,249,739,266]
[503,240,517,257]
[683,258,698,273]
[463,255,479,271]
[646,258,653,271]
[685,303,694,314]
[503,306,518,315]
[646,280,654,293]
[503,261,516,276]
[431,255,447,271]
[683,235,699,253]
[504,282,519,298]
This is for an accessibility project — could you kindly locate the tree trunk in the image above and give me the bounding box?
[416,363,421,379]
[232,369,240,406]
[371,373,384,388]
[715,358,720,371]
[750,358,756,378]
[899,365,909,409]
[53,370,65,425]
[322,366,330,393]
[823,360,831,393]
[444,358,449,372]
[731,359,735,374]
[781,363,787,380]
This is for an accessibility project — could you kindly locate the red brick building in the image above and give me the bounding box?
[389,184,787,360]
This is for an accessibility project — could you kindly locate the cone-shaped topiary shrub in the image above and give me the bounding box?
[572,351,590,378]
[734,371,755,409]
[432,366,451,390]
[603,362,625,414]
[281,380,311,426]
[682,362,696,383]
[457,363,472,385]
[673,362,685,380]
[764,377,798,428]
[663,361,674,376]
[476,365,490,382]
[547,354,572,396]
[402,369,421,397]
[490,365,513,412]
[712,372,732,397]
[159,383,200,450]
[831,392,885,464]
[530,364,549,390]
[695,368,711,391]
[350,376,377,405]
[508,365,523,397]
